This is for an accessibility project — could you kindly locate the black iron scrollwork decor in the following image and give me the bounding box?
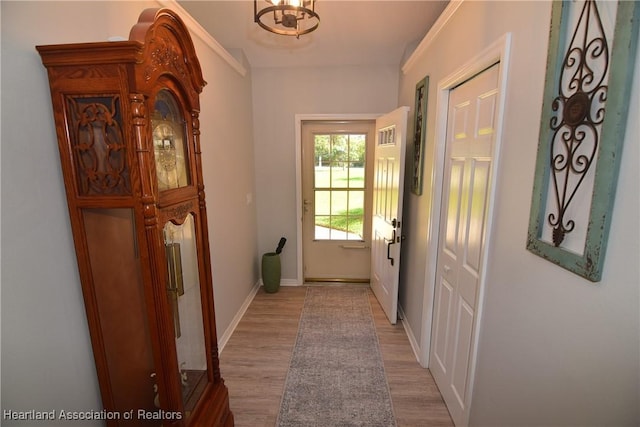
[548,0,608,247]
[527,0,639,282]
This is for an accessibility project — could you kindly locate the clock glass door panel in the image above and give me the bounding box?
[82,208,158,424]
[163,214,208,414]
[152,90,190,191]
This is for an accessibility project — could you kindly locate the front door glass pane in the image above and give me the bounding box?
[314,133,366,240]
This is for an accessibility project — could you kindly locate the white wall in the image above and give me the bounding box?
[1,1,257,422]
[398,1,639,425]
[196,36,258,342]
[252,65,399,280]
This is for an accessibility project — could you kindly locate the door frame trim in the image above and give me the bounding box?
[420,32,512,423]
[294,114,383,285]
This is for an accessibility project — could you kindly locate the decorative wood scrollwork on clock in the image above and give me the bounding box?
[66,95,131,195]
[164,201,195,223]
[146,38,189,83]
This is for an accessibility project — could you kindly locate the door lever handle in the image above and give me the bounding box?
[385,230,396,266]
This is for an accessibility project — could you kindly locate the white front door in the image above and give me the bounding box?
[301,120,376,282]
[430,64,499,426]
[370,106,409,324]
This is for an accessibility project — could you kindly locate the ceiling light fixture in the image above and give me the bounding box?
[254,0,320,38]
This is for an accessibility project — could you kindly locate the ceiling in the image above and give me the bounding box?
[177,1,449,68]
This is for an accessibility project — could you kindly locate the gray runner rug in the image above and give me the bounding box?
[277,286,396,427]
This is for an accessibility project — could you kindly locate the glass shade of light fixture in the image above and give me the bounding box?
[254,0,319,38]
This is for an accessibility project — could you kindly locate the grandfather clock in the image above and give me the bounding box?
[37,9,233,426]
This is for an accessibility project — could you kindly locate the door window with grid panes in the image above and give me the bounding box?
[313,133,366,240]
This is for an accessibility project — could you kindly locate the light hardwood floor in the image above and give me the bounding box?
[218,285,454,427]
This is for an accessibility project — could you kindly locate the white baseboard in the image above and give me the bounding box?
[257,278,302,287]
[218,281,260,353]
[279,279,302,286]
[398,305,421,364]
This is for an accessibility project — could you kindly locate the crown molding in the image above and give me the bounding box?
[157,0,248,77]
[402,0,464,74]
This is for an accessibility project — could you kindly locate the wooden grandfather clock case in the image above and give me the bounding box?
[37,8,233,426]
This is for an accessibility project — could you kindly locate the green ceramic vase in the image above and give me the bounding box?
[261,252,281,293]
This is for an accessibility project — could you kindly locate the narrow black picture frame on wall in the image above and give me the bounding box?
[526,0,639,282]
[411,76,428,195]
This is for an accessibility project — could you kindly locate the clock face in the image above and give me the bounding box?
[152,91,189,191]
